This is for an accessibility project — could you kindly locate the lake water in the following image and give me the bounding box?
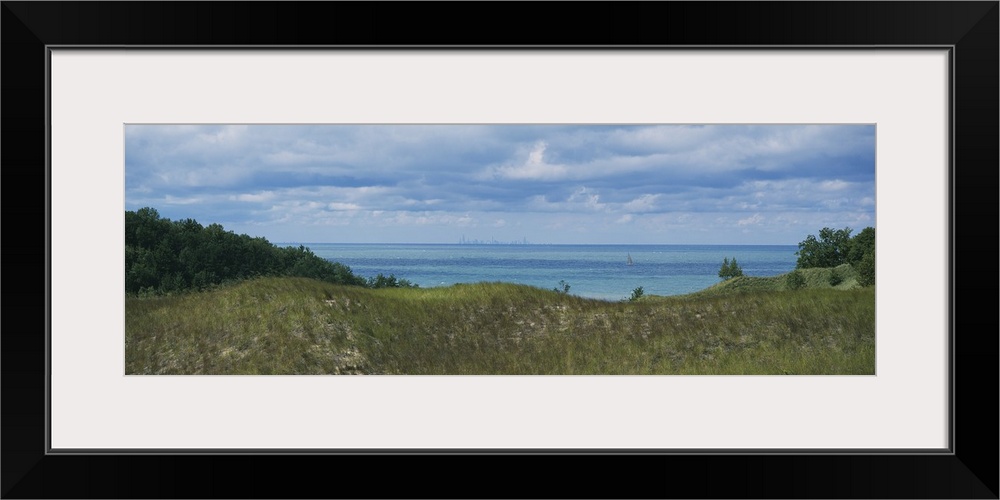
[288,243,799,302]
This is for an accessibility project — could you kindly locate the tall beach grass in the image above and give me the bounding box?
[126,273,875,375]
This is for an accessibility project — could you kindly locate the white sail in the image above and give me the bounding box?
[627,253,634,265]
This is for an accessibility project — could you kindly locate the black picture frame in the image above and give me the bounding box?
[3,2,997,498]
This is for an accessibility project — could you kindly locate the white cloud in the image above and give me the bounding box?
[456,213,476,226]
[851,213,873,224]
[310,215,353,227]
[197,125,248,144]
[163,195,202,205]
[737,213,764,226]
[231,191,276,202]
[819,179,850,191]
[490,141,570,181]
[567,186,604,211]
[375,211,478,228]
[264,151,323,166]
[622,194,660,213]
[327,202,361,211]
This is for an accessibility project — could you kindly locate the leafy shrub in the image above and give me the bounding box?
[367,273,419,289]
[628,286,645,302]
[554,280,571,294]
[855,252,875,287]
[786,270,806,290]
[828,268,844,286]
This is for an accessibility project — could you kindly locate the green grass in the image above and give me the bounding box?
[681,264,860,297]
[126,270,875,375]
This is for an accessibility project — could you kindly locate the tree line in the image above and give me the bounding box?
[796,226,875,287]
[717,226,875,287]
[125,207,415,295]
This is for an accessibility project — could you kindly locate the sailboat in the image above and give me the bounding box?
[627,253,634,266]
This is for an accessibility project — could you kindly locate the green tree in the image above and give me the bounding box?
[796,227,854,269]
[125,245,159,293]
[731,258,743,277]
[855,251,876,287]
[718,257,743,280]
[628,286,645,302]
[847,226,875,266]
[125,207,373,295]
[847,226,875,288]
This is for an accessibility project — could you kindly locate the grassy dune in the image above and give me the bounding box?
[685,263,861,296]
[125,271,875,375]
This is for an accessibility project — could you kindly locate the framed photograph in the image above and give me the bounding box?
[4,2,996,498]
[120,122,879,377]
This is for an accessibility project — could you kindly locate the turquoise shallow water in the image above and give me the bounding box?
[282,243,798,301]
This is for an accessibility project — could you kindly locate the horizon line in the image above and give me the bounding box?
[271,241,801,247]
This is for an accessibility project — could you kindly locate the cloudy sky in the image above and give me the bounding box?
[124,124,875,245]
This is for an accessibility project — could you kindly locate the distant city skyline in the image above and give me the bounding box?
[125,124,876,245]
[457,235,531,246]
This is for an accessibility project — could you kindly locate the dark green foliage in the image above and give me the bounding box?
[855,251,876,287]
[847,226,875,266]
[795,226,875,289]
[554,280,571,294]
[628,286,645,302]
[796,226,875,273]
[284,245,367,287]
[731,258,743,277]
[367,273,419,289]
[125,207,369,295]
[828,268,844,286]
[786,270,806,290]
[718,257,743,280]
[847,226,875,288]
[796,227,854,268]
